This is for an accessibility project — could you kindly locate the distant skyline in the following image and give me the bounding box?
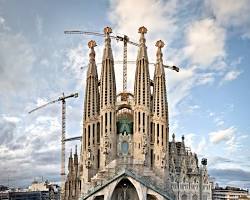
[0,0,250,188]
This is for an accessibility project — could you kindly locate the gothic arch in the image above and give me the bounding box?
[147,194,158,200]
[93,195,104,200]
[182,194,188,200]
[192,194,198,200]
[110,178,139,200]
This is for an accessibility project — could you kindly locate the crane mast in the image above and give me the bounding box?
[64,29,139,100]
[28,92,78,200]
[61,98,66,184]
[64,29,179,101]
[123,35,128,92]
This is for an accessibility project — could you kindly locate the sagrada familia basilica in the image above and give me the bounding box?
[63,26,212,200]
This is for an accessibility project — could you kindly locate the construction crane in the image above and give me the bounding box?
[64,29,139,96]
[112,60,179,72]
[28,92,78,198]
[64,136,82,142]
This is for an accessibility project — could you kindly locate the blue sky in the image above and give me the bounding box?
[0,0,250,189]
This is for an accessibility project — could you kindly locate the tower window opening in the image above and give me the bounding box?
[150,149,153,168]
[93,123,95,145]
[88,125,90,146]
[105,113,107,126]
[143,112,145,126]
[150,122,153,142]
[97,149,100,168]
[157,124,159,144]
[97,122,100,144]
[84,128,87,150]
[101,116,103,137]
[138,112,140,132]
[162,124,164,146]
[110,112,112,129]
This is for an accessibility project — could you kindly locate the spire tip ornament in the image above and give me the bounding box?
[104,26,112,35]
[88,40,97,49]
[138,26,147,34]
[155,40,165,49]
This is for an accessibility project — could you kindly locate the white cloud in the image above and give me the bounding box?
[184,133,196,150]
[184,18,226,66]
[0,33,35,93]
[220,70,241,85]
[209,126,236,144]
[0,16,9,31]
[109,0,178,43]
[196,137,207,155]
[0,114,62,186]
[36,15,43,36]
[206,0,250,38]
[2,115,21,123]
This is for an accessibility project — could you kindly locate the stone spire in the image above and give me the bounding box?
[134,26,150,107]
[137,26,148,60]
[74,145,78,167]
[152,40,169,177]
[133,26,151,165]
[83,40,100,121]
[80,40,100,184]
[152,40,169,119]
[100,26,117,168]
[68,149,73,172]
[102,27,113,60]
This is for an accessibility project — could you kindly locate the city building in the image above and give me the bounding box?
[64,26,212,200]
[28,180,60,200]
[213,186,249,200]
[0,181,60,200]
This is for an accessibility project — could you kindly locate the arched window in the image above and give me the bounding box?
[94,195,104,200]
[147,194,158,200]
[192,194,198,200]
[111,179,139,200]
[182,194,188,200]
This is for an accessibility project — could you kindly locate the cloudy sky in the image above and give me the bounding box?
[0,0,250,189]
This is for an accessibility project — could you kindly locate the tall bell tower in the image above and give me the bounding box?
[152,40,169,178]
[133,26,151,165]
[80,40,100,184]
[99,27,117,168]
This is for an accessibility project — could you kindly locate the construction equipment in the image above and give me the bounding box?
[28,92,78,198]
[64,136,82,142]
[111,60,179,72]
[64,29,139,94]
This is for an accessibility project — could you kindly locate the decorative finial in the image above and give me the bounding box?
[155,40,165,49]
[75,145,77,154]
[70,148,72,157]
[182,135,185,142]
[88,40,96,62]
[104,26,112,35]
[138,26,147,45]
[88,40,97,49]
[138,26,147,34]
[172,133,175,140]
[155,40,164,62]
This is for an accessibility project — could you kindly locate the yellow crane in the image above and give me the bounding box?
[28,92,78,198]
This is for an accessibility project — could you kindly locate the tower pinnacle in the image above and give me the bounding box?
[155,40,164,63]
[103,27,113,60]
[87,40,97,77]
[104,26,112,34]
[138,26,148,45]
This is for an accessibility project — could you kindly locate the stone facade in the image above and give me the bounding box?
[64,26,212,200]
